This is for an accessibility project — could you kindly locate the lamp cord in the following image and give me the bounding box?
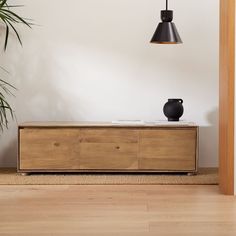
[166,0,168,10]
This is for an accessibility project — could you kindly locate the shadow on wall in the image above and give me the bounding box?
[199,107,219,167]
[15,42,75,122]
[0,39,82,167]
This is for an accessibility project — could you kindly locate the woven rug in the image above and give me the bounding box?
[0,168,218,185]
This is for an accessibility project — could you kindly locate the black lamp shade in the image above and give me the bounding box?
[150,22,182,44]
[150,8,182,44]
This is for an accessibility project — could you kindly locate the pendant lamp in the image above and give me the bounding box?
[150,0,182,44]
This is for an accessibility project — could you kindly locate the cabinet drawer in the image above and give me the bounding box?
[19,128,80,170]
[79,129,139,169]
[139,129,197,171]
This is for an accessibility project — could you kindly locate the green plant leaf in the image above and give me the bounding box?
[0,79,16,89]
[5,18,22,46]
[2,5,24,8]
[4,23,9,51]
[0,0,32,51]
[0,1,32,131]
[0,0,7,9]
[1,8,31,27]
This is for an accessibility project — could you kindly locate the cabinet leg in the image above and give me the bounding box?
[20,173,29,176]
[187,172,197,176]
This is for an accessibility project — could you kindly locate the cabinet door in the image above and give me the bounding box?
[79,129,139,170]
[139,128,197,171]
[19,128,80,170]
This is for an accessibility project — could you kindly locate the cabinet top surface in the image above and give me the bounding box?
[19,121,198,128]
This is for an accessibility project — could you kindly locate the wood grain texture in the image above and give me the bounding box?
[219,0,235,195]
[20,128,80,169]
[139,129,197,170]
[18,125,198,173]
[79,129,139,169]
[0,185,235,235]
[80,128,139,143]
[79,143,138,169]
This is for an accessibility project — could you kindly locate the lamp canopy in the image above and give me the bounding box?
[150,0,182,44]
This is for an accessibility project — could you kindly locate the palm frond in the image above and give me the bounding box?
[0,1,31,131]
[0,78,15,131]
[0,0,32,50]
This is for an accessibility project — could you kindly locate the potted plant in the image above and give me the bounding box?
[0,0,31,131]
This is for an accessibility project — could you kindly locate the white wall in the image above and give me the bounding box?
[0,0,219,167]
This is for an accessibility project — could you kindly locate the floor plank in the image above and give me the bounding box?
[0,185,235,235]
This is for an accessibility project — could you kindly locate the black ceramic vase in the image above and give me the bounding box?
[163,99,184,121]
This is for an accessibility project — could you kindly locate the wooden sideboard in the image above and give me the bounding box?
[18,122,199,174]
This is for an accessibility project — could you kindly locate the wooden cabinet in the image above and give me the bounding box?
[139,129,196,170]
[20,128,80,170]
[18,122,198,174]
[79,129,139,170]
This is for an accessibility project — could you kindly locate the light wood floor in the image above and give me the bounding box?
[0,185,235,236]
